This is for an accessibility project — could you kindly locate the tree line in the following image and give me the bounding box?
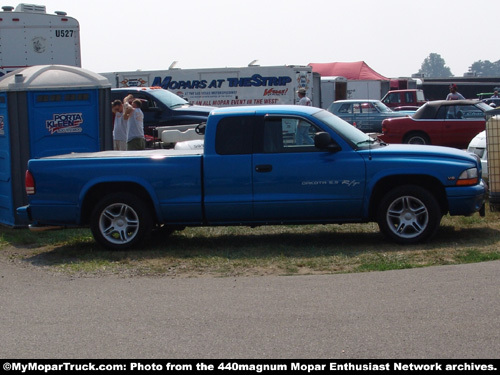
[416,53,500,78]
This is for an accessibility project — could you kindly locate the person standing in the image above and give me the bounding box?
[446,84,465,100]
[126,99,145,150]
[111,100,127,151]
[491,90,499,98]
[297,87,312,106]
[295,88,313,145]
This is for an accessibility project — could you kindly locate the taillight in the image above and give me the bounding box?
[382,120,388,134]
[25,170,35,195]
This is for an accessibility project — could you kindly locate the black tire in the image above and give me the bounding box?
[90,193,153,250]
[403,132,430,145]
[377,185,441,244]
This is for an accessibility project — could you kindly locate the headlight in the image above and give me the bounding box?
[456,168,479,186]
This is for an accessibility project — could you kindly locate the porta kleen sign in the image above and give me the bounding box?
[45,113,84,134]
[101,66,315,107]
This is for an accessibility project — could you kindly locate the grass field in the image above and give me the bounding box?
[1,205,499,278]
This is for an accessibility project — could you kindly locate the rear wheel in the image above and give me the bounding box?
[377,185,441,244]
[90,193,153,250]
[403,132,430,145]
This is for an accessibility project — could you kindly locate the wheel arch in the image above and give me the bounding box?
[403,130,431,144]
[368,175,447,220]
[80,182,158,225]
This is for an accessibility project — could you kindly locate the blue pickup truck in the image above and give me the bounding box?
[18,105,486,250]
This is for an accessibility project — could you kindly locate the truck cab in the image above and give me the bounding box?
[381,89,426,111]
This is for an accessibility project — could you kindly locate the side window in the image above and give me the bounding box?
[134,94,157,111]
[438,106,481,120]
[263,117,321,153]
[353,103,361,114]
[215,117,254,155]
[456,105,485,119]
[361,102,377,114]
[385,93,401,104]
[436,106,450,119]
[338,103,351,114]
[405,92,414,103]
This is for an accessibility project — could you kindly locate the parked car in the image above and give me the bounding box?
[467,130,487,181]
[380,100,491,149]
[381,89,427,111]
[327,99,414,133]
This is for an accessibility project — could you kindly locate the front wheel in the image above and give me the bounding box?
[403,132,430,145]
[90,193,153,250]
[377,185,441,244]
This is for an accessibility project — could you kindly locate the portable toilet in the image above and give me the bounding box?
[486,107,500,211]
[0,64,112,226]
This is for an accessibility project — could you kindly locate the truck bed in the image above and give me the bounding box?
[42,149,203,159]
[27,149,204,226]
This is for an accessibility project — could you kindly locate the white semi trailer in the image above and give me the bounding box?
[0,3,81,77]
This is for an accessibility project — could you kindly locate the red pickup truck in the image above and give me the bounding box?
[381,89,426,111]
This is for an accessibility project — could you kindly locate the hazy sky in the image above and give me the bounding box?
[17,0,500,77]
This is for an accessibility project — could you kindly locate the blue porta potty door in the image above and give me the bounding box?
[28,90,102,158]
[0,65,112,227]
[0,93,15,225]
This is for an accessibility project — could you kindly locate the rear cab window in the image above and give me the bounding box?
[215,116,254,155]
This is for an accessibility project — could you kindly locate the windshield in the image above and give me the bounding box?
[313,110,375,147]
[374,101,393,113]
[476,101,494,113]
[149,89,189,109]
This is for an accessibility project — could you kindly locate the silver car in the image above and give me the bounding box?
[327,99,414,133]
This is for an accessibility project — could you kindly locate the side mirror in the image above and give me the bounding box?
[195,123,206,135]
[314,132,341,152]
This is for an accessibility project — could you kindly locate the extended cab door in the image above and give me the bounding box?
[203,115,256,223]
[252,115,366,222]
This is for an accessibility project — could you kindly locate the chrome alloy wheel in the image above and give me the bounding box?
[98,202,140,245]
[385,195,429,239]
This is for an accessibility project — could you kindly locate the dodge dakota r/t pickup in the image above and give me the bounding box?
[18,105,486,249]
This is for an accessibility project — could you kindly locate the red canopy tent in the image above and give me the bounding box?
[308,61,389,81]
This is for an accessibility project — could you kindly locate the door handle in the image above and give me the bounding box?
[255,164,273,173]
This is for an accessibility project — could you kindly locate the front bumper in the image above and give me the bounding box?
[446,180,487,216]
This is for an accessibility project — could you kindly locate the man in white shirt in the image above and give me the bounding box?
[297,87,312,106]
[446,84,465,100]
[126,99,145,150]
[112,100,127,151]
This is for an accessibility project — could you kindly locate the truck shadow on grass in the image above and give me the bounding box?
[19,224,500,275]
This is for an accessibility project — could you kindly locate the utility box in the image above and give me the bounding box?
[0,65,112,226]
[486,107,500,211]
